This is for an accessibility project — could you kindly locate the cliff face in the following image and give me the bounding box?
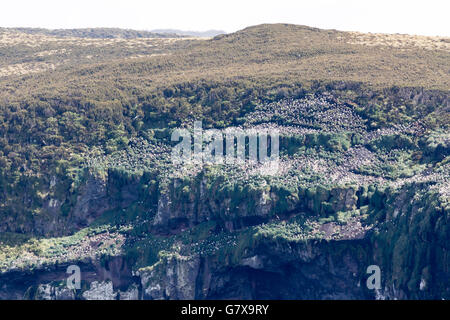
[152,176,360,233]
[0,89,448,300]
[0,237,373,300]
[138,240,370,300]
[370,183,449,299]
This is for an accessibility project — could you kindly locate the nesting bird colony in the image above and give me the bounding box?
[85,96,449,194]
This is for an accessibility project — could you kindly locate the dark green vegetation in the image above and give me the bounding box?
[0,24,448,300]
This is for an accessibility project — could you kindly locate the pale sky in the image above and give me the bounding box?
[1,0,449,36]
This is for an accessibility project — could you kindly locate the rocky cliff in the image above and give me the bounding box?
[0,95,448,299]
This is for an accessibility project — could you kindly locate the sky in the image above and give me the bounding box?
[1,0,449,36]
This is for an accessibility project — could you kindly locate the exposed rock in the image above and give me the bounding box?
[140,254,201,300]
[118,284,140,300]
[71,174,110,228]
[36,283,75,300]
[82,281,117,300]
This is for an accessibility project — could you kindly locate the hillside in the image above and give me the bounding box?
[0,24,448,300]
